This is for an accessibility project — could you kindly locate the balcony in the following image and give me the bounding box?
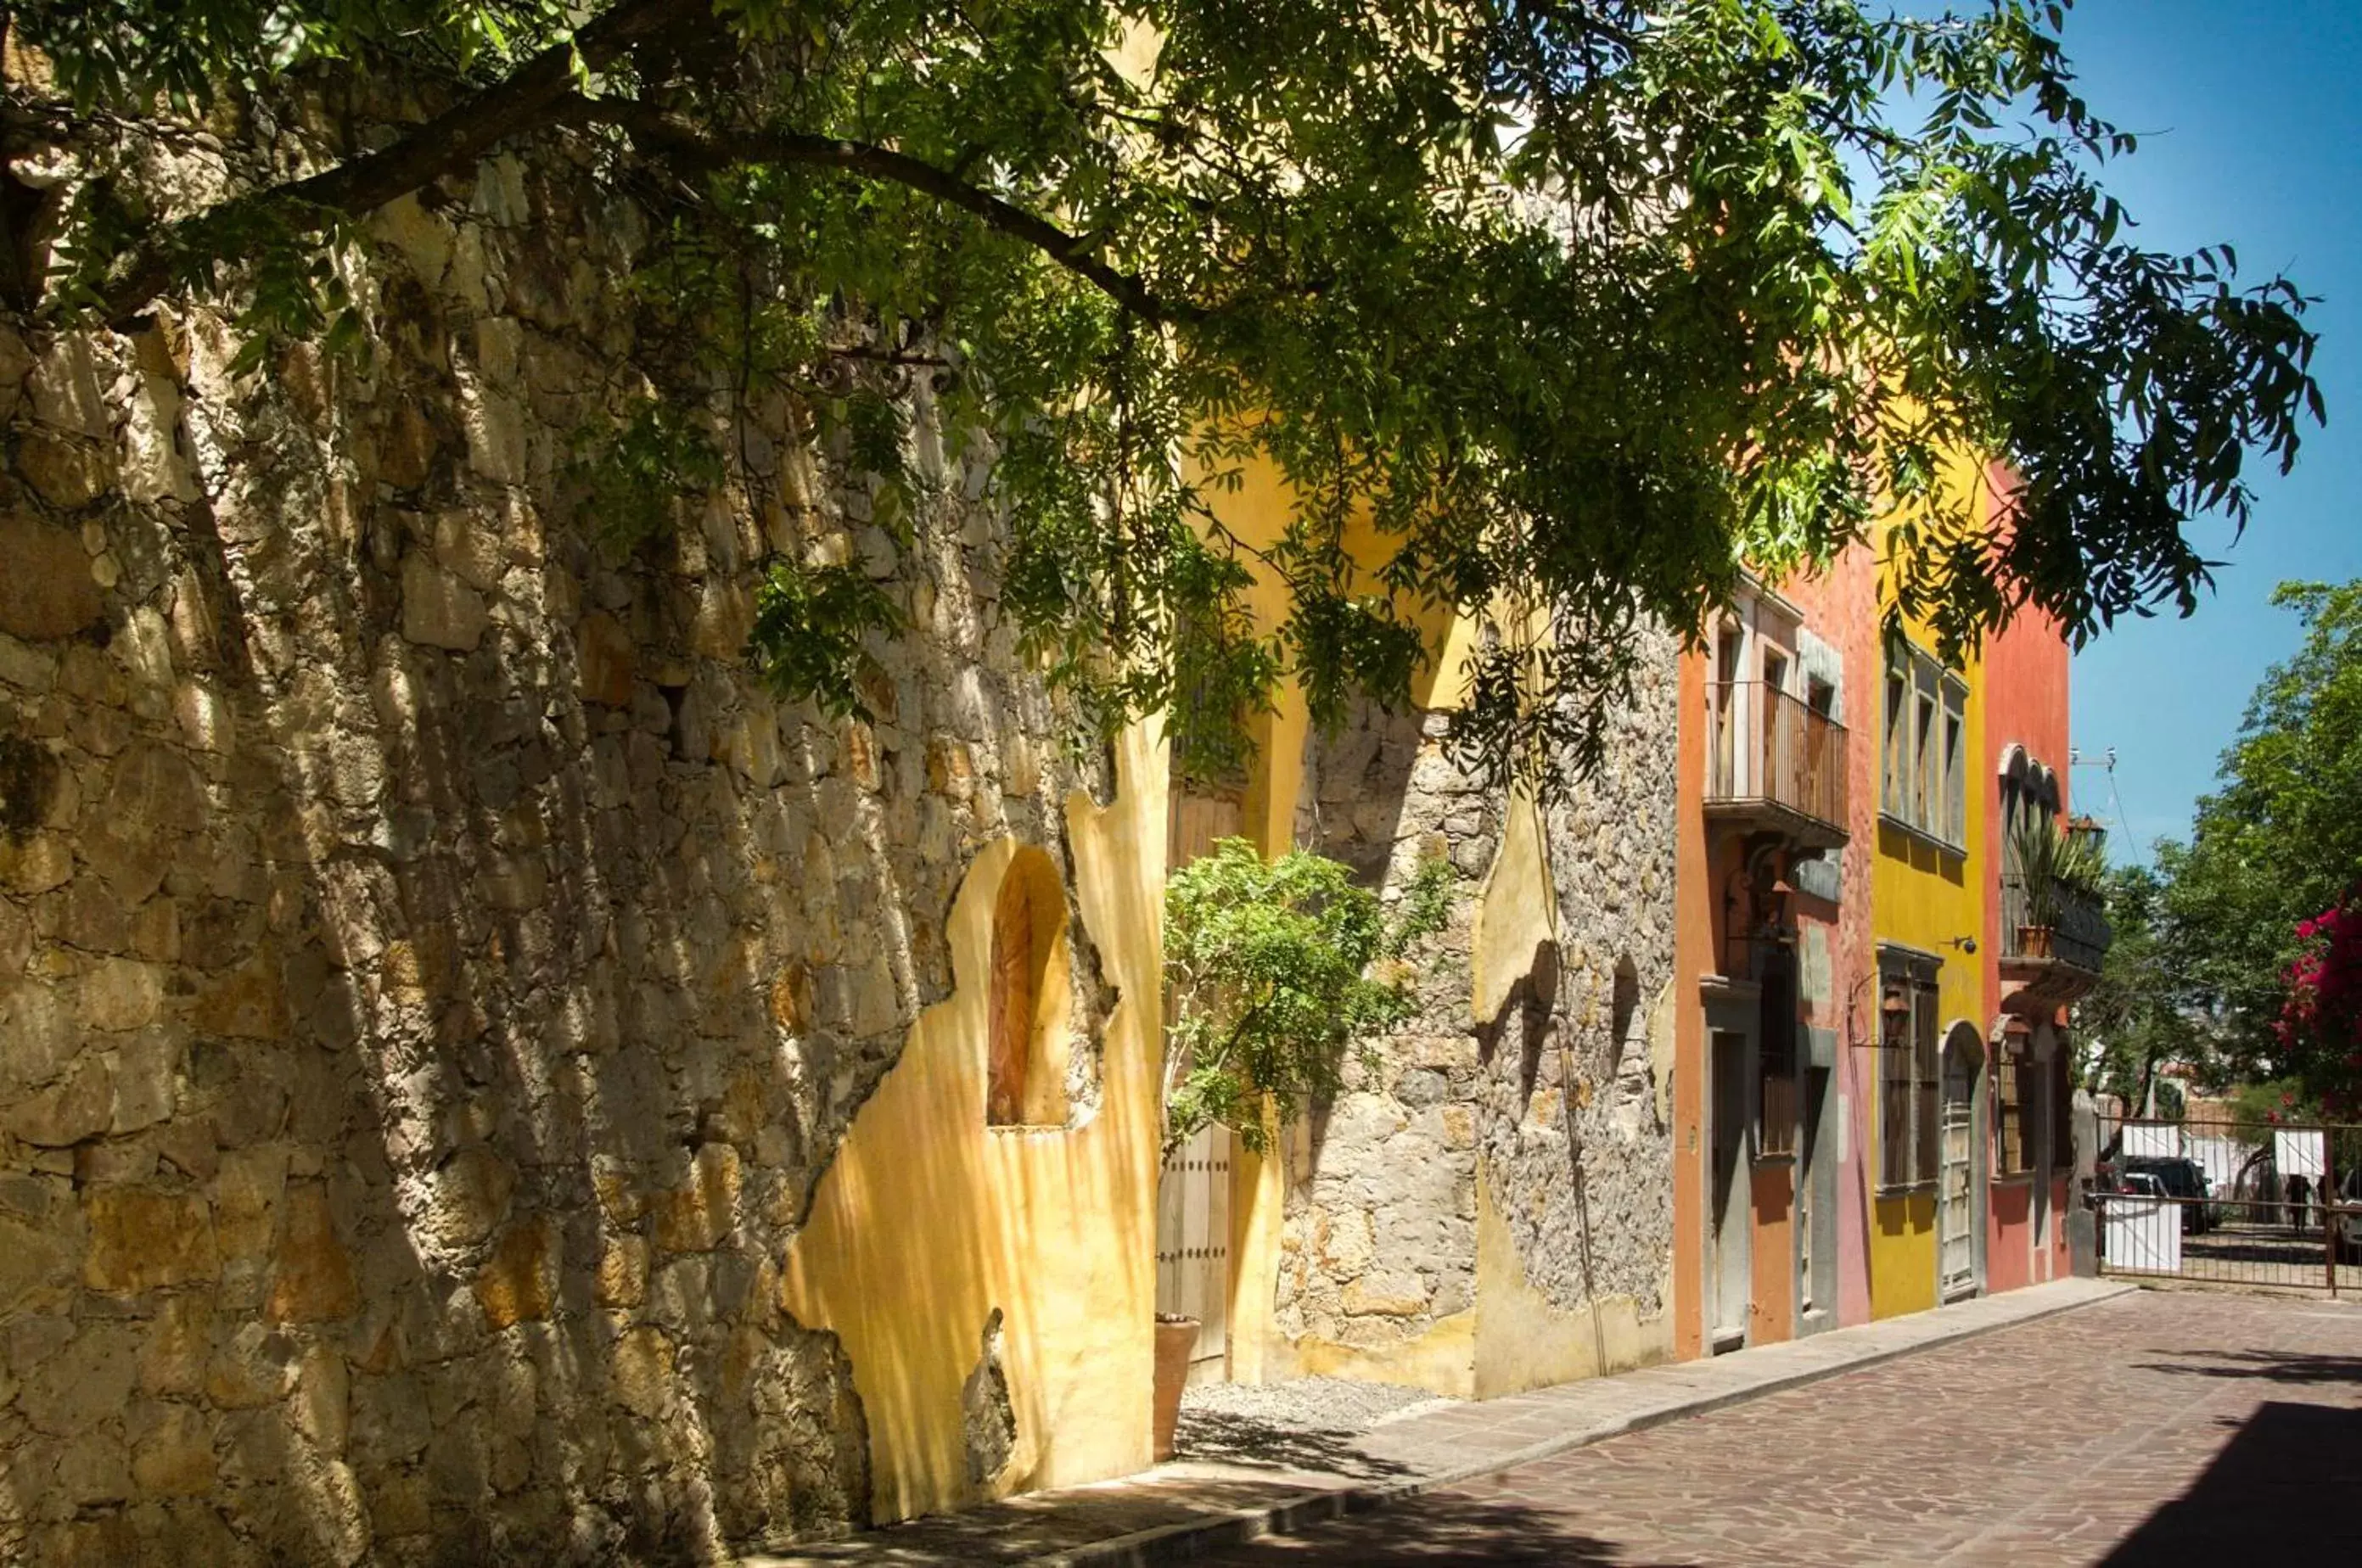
[1705,681,1849,850]
[1999,871,2112,1012]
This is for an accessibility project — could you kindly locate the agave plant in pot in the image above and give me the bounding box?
[2011,815,2107,959]
[1152,838,1452,1460]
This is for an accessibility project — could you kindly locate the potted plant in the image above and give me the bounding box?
[2012,815,2107,959]
[1149,838,1452,1460]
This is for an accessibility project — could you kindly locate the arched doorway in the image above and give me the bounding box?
[1938,1022,1986,1302]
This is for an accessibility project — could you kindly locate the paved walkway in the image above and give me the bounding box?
[1181,1286,2362,1565]
[745,1277,2133,1565]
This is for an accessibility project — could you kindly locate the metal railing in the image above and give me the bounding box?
[1999,871,2112,972]
[2094,1112,2362,1294]
[1706,681,1848,834]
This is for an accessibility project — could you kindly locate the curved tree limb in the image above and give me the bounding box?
[85,0,711,328]
[571,97,1199,328]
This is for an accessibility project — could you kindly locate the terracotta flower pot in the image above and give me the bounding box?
[1151,1315,1199,1462]
[2018,924,2055,959]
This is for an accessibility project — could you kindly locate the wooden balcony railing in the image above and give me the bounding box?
[1706,681,1849,845]
[2000,872,2112,974]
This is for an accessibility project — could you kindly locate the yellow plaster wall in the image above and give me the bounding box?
[1866,456,1992,1322]
[1471,1178,1673,1399]
[1289,1310,1479,1400]
[777,725,1169,1524]
[1472,790,1558,1027]
[1870,1190,1941,1318]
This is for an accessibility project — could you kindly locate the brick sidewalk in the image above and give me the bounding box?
[743,1276,2131,1566]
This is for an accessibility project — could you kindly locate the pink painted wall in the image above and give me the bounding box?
[1978,462,2076,1296]
[1777,542,1881,1329]
[1985,1179,2035,1294]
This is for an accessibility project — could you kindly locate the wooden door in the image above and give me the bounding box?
[1156,788,1244,1379]
[1939,1038,1978,1299]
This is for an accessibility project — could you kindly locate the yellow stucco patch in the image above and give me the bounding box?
[1290,1310,1478,1401]
[1471,1175,1671,1399]
[777,725,1168,1525]
[1471,787,1557,1027]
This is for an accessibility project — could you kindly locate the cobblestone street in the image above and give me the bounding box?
[1187,1290,2362,1565]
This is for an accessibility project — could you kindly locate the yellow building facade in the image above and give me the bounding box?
[1865,487,1995,1321]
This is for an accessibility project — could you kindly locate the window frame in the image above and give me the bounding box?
[1879,641,1969,853]
[1877,947,1945,1192]
[1995,1038,2033,1177]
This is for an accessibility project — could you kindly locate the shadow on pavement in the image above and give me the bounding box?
[2102,1402,2362,1564]
[1190,1492,1624,1565]
[1173,1410,1422,1482]
[2132,1347,2362,1384]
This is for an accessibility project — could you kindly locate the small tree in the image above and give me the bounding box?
[1162,839,1452,1157]
[2275,893,2362,1119]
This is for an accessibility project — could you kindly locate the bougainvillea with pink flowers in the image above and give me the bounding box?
[2275,892,2362,1119]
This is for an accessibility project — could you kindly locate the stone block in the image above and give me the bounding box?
[0,832,74,896]
[611,1325,674,1419]
[83,1188,220,1293]
[80,955,163,1031]
[0,1212,75,1309]
[463,387,528,484]
[138,1293,215,1397]
[650,1143,741,1255]
[473,1216,554,1330]
[576,610,635,708]
[399,556,488,652]
[266,1182,361,1323]
[107,1030,180,1133]
[129,1403,218,1496]
[1340,1272,1431,1319]
[29,337,109,434]
[6,1055,112,1146]
[0,514,105,641]
[427,1145,515,1251]
[18,432,112,507]
[594,1234,648,1308]
[20,1322,140,1436]
[190,955,293,1040]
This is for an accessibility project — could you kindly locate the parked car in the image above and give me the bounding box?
[2120,1156,2216,1233]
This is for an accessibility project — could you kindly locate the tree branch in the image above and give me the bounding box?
[84,0,712,328]
[572,97,1199,327]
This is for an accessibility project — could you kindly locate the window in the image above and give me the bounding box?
[1882,664,1909,817]
[1880,641,1968,850]
[1877,949,1944,1189]
[1759,1021,1798,1159]
[987,848,1070,1127]
[2050,1046,2076,1174]
[1995,1040,2032,1176]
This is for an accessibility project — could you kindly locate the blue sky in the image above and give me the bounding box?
[2048,0,2362,858]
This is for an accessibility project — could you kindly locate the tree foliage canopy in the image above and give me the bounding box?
[2149,581,2362,1111]
[1,0,2322,787]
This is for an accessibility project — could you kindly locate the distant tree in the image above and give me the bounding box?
[2156,581,2362,1106]
[2,2,2321,789]
[2076,862,2211,1110]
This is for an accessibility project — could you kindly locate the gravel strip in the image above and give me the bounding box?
[1174,1378,1461,1478]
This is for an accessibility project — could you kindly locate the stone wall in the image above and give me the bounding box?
[1276,705,1486,1355]
[1495,630,1680,1320]
[1272,634,1680,1392]
[0,126,1100,1563]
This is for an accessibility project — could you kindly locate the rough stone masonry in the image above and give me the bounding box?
[0,98,1107,1565]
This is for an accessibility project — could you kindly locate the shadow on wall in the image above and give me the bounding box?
[0,159,1123,1565]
